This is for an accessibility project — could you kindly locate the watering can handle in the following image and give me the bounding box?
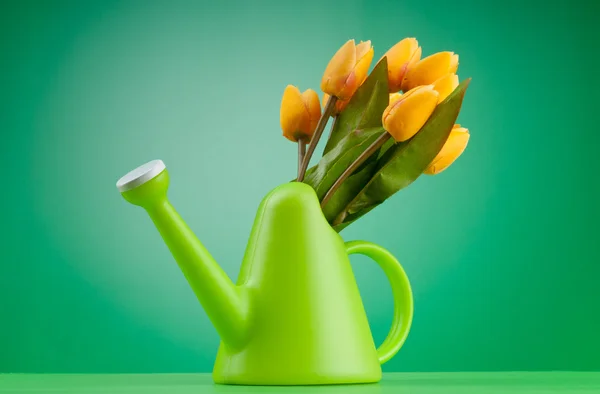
[345,240,414,365]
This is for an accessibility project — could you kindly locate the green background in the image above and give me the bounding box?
[1,0,598,374]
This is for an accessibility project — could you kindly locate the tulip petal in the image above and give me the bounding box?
[388,92,403,107]
[424,126,469,174]
[433,73,459,103]
[321,40,357,98]
[450,54,459,73]
[382,85,440,142]
[403,51,457,91]
[355,40,372,60]
[280,85,310,142]
[338,43,374,100]
[381,38,420,92]
[302,89,322,139]
[401,46,422,89]
[322,93,329,107]
[452,124,468,133]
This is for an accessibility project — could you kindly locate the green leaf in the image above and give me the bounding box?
[323,160,378,225]
[377,136,395,160]
[323,58,390,155]
[304,126,385,200]
[333,78,471,227]
[333,206,375,233]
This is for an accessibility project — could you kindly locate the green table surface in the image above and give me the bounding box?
[1,373,599,393]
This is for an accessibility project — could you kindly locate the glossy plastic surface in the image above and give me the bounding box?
[120,168,413,385]
[346,241,413,365]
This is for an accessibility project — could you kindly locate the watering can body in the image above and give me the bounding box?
[117,160,413,385]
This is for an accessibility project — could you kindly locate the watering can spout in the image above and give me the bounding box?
[116,160,249,350]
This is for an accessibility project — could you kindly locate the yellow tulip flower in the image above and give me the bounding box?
[402,51,459,91]
[380,37,422,92]
[321,39,374,100]
[424,125,469,175]
[280,85,321,143]
[382,85,439,142]
[433,73,459,103]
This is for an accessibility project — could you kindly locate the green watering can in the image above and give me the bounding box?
[116,159,414,385]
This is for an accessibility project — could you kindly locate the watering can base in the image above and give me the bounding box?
[212,368,382,386]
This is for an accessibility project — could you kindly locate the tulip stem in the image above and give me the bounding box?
[297,96,338,182]
[297,140,306,179]
[321,132,392,209]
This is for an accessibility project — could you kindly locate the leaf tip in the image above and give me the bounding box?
[372,55,388,77]
[459,77,471,92]
[448,77,471,102]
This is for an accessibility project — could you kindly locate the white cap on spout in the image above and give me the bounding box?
[116,159,166,193]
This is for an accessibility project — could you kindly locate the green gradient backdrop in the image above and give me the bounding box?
[1,0,598,373]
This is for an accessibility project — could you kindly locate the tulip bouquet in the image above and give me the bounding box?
[280,38,471,232]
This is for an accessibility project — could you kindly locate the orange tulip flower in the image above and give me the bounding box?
[280,85,321,142]
[321,39,374,101]
[403,51,459,91]
[380,38,422,92]
[424,124,470,174]
[382,86,439,142]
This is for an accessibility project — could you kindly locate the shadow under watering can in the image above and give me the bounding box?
[116,159,413,386]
